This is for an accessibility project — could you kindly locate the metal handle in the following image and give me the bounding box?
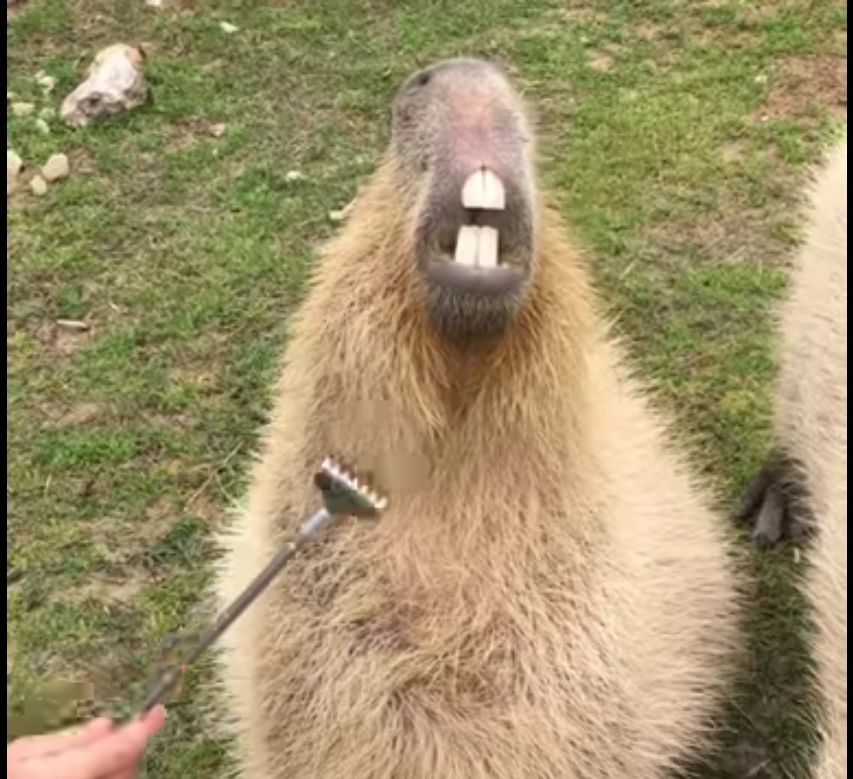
[137,508,332,716]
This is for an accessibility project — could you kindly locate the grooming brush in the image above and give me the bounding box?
[133,456,387,717]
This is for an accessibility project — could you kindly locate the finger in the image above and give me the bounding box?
[19,713,162,779]
[106,764,142,779]
[136,704,167,739]
[7,717,114,760]
[19,728,146,779]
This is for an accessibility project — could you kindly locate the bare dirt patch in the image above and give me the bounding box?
[720,140,747,164]
[185,491,227,528]
[65,147,96,177]
[57,402,101,427]
[588,50,615,72]
[587,43,623,74]
[170,363,219,393]
[74,567,151,605]
[166,119,227,153]
[6,0,27,18]
[634,22,669,42]
[646,198,796,269]
[35,320,95,356]
[141,494,182,542]
[755,55,847,124]
[86,495,182,560]
[563,4,609,25]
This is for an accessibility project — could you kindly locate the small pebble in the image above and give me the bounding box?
[145,0,164,6]
[41,153,70,183]
[7,149,23,195]
[328,209,345,222]
[219,21,238,33]
[29,175,48,196]
[285,170,304,182]
[7,149,23,179]
[10,101,36,117]
[35,71,57,95]
[209,122,227,138]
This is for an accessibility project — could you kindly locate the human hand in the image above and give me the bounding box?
[7,705,166,779]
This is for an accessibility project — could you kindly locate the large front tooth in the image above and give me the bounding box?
[477,226,499,268]
[454,225,479,266]
[461,168,506,211]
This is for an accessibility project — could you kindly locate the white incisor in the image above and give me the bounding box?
[454,225,499,268]
[462,167,506,210]
[455,167,504,268]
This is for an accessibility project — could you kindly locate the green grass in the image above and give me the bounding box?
[7,1,846,776]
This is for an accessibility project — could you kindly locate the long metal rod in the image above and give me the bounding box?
[137,507,333,715]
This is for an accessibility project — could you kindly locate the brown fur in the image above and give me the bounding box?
[776,139,847,778]
[214,124,741,777]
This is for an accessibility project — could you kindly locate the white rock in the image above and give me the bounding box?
[285,170,304,182]
[219,21,238,33]
[41,153,70,182]
[209,122,227,138]
[35,70,57,95]
[60,44,148,128]
[328,209,345,222]
[144,0,164,6]
[29,175,48,196]
[7,149,23,196]
[10,101,35,117]
[35,118,50,135]
[7,149,23,179]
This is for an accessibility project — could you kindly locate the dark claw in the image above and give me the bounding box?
[313,470,330,491]
[734,451,814,550]
[750,482,787,547]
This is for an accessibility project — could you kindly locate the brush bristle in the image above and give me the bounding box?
[318,456,388,515]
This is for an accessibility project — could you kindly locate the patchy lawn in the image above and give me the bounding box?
[6,1,846,777]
